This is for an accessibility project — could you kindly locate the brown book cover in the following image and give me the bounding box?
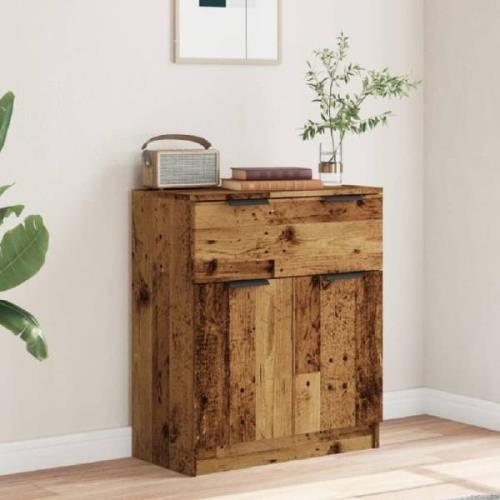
[222,178,323,191]
[231,167,313,181]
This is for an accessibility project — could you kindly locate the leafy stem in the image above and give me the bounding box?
[301,33,421,162]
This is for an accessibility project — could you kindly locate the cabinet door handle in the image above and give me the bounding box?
[324,272,365,282]
[227,198,269,207]
[228,279,270,289]
[321,195,365,203]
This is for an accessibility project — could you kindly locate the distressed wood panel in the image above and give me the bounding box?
[197,425,371,459]
[132,195,195,474]
[320,277,358,431]
[293,276,321,373]
[132,187,383,476]
[197,428,374,474]
[194,219,382,282]
[274,252,382,279]
[194,220,382,260]
[194,196,382,229]
[195,259,276,283]
[229,288,257,445]
[356,272,383,426]
[195,284,230,450]
[167,199,196,475]
[151,198,171,468]
[132,192,154,463]
[294,372,321,435]
[255,280,293,440]
[144,185,382,202]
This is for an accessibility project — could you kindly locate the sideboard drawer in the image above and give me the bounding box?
[192,195,382,283]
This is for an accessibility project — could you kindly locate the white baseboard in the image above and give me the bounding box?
[383,388,500,431]
[0,427,131,476]
[383,388,426,420]
[1,389,499,477]
[424,388,500,432]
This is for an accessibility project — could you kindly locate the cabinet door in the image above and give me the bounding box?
[194,272,382,452]
[194,278,294,450]
[293,272,382,434]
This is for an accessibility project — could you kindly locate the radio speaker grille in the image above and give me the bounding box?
[159,153,218,186]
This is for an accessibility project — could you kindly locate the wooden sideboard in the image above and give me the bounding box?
[132,186,383,476]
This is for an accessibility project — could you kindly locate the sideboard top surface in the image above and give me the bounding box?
[132,185,383,202]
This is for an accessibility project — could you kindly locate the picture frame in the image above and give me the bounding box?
[173,0,282,65]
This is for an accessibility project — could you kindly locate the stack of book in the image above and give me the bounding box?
[222,167,323,191]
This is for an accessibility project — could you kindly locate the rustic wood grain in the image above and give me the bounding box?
[194,284,230,450]
[133,185,382,202]
[372,423,380,448]
[195,259,275,283]
[132,194,176,469]
[132,192,154,463]
[151,198,171,468]
[193,218,382,283]
[193,196,382,229]
[132,187,383,476]
[197,425,371,459]
[356,272,383,427]
[197,429,373,474]
[229,287,257,445]
[274,250,382,279]
[167,199,196,475]
[293,276,321,374]
[293,372,321,435]
[320,277,358,431]
[255,280,293,440]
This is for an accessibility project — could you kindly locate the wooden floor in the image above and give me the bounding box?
[2,417,500,500]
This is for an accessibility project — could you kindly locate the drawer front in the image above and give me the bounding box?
[192,195,382,283]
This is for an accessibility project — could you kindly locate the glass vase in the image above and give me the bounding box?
[319,143,343,186]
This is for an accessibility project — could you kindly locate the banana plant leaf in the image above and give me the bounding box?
[0,215,49,292]
[0,205,24,225]
[0,184,13,197]
[0,300,47,360]
[0,92,14,152]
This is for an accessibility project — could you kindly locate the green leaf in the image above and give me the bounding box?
[0,215,49,291]
[0,300,47,360]
[0,184,13,197]
[0,205,24,225]
[0,92,15,152]
[300,33,420,144]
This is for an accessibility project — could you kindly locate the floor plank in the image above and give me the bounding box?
[1,416,500,499]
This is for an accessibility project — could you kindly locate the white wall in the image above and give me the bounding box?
[424,0,500,403]
[0,0,424,442]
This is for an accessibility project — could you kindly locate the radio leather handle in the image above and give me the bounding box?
[141,134,212,151]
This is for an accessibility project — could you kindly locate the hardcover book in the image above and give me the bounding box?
[231,167,313,181]
[222,178,323,191]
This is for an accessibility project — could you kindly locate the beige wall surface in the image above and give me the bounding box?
[424,0,500,403]
[0,0,424,442]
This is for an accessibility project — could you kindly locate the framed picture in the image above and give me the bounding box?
[174,0,281,64]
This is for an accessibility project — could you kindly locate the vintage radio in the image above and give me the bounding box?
[141,134,220,189]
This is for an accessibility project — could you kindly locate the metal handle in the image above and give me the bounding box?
[324,272,365,282]
[228,279,270,289]
[227,199,269,207]
[321,195,365,203]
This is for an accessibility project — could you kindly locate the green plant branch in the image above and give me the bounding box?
[301,33,421,161]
